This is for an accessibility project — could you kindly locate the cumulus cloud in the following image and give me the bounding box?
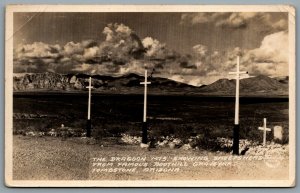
[168,75,186,83]
[193,44,208,57]
[187,77,203,87]
[178,54,195,69]
[143,30,287,83]
[103,23,132,41]
[14,22,223,80]
[72,63,93,72]
[242,31,288,76]
[159,43,225,86]
[167,75,203,87]
[223,31,288,77]
[83,46,99,60]
[141,36,180,71]
[216,12,264,28]
[142,37,166,58]
[101,23,144,62]
[181,13,230,25]
[165,31,288,85]
[167,74,211,87]
[14,23,147,74]
[271,18,288,31]
[14,23,182,76]
[181,12,287,31]
[14,42,63,73]
[178,44,223,77]
[13,22,288,86]
[15,42,61,59]
[63,41,83,56]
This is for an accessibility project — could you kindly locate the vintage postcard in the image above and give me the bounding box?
[5,5,296,187]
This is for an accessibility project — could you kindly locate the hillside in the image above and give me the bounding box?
[13,72,196,94]
[13,72,288,96]
[200,75,288,96]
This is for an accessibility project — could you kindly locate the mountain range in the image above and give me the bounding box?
[13,72,288,96]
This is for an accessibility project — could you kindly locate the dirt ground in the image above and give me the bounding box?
[12,135,289,181]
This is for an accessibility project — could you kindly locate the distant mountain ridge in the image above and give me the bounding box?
[201,75,288,95]
[13,72,195,92]
[13,72,288,96]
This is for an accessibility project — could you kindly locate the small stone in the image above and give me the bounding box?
[181,144,192,150]
[140,143,149,149]
[169,142,176,149]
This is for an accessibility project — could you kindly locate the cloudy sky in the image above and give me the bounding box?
[13,12,288,85]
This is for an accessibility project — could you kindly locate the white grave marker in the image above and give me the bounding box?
[273,125,283,141]
[229,56,248,125]
[228,56,248,155]
[86,77,94,137]
[140,70,151,144]
[258,118,271,146]
[86,77,94,120]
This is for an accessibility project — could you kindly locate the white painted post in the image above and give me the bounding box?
[229,56,248,125]
[140,70,151,145]
[258,118,271,146]
[140,70,151,122]
[86,77,94,120]
[229,56,248,155]
[86,77,94,138]
[235,56,240,125]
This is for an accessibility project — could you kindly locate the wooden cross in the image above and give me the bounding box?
[228,56,248,125]
[228,56,248,155]
[86,77,94,137]
[86,77,94,120]
[140,70,151,144]
[140,70,151,123]
[258,118,271,146]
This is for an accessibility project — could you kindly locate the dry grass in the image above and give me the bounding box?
[13,135,289,181]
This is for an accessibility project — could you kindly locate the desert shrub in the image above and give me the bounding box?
[281,126,289,144]
[13,119,49,134]
[149,121,175,138]
[92,122,130,139]
[239,126,249,139]
[92,126,108,140]
[125,128,142,137]
[173,125,194,140]
[210,126,231,138]
[191,128,216,151]
[194,135,230,152]
[108,126,127,137]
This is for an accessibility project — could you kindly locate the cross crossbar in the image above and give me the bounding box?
[259,127,271,131]
[228,71,248,75]
[140,82,151,85]
[258,118,271,146]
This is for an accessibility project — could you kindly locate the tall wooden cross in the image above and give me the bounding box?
[229,56,248,155]
[258,118,271,146]
[140,70,151,144]
[86,77,94,137]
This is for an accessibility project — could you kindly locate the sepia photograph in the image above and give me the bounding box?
[5,5,296,187]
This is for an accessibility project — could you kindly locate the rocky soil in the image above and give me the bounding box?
[12,135,290,181]
[120,134,288,156]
